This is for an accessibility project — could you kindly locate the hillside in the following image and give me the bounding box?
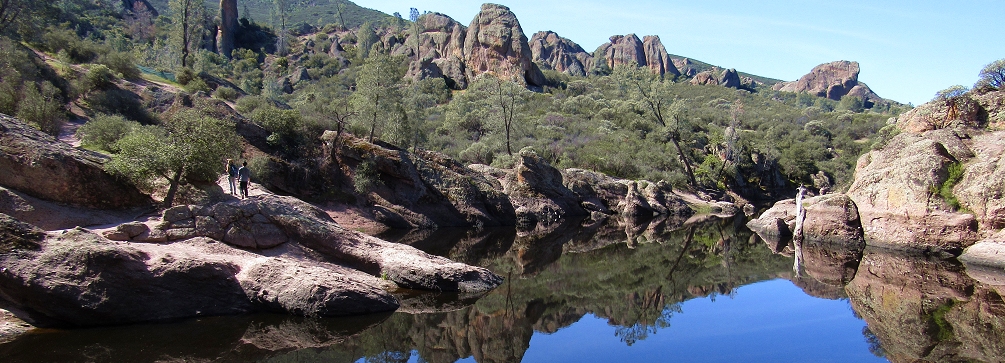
[145,0,392,29]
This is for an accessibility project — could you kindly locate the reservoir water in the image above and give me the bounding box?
[2,216,1003,362]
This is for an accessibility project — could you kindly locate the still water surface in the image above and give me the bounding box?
[2,216,1002,362]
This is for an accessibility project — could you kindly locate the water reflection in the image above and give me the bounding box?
[6,215,1005,362]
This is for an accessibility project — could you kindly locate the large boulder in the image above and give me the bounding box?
[463,3,545,87]
[747,193,864,248]
[0,113,151,209]
[529,31,594,77]
[402,12,469,89]
[561,168,691,222]
[847,132,978,253]
[476,149,586,229]
[336,137,516,229]
[0,215,397,326]
[774,61,879,101]
[719,68,741,89]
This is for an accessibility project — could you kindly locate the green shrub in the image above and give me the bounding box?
[247,156,273,185]
[175,67,196,85]
[213,86,239,101]
[81,64,116,92]
[98,51,140,80]
[235,95,266,113]
[184,77,211,94]
[16,81,64,135]
[85,88,155,124]
[77,114,139,152]
[353,158,379,194]
[935,162,966,211]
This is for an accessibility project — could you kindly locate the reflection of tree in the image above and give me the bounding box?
[862,326,886,358]
[615,302,682,346]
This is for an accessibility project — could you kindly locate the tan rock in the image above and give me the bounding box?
[529,31,593,77]
[462,3,545,86]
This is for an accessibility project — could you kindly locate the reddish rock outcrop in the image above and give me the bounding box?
[463,3,545,86]
[641,35,680,77]
[774,61,880,101]
[529,31,594,77]
[400,12,470,89]
[0,114,151,209]
[217,0,238,58]
[690,70,719,86]
[596,34,646,71]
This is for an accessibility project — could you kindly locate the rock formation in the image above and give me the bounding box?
[641,35,680,77]
[746,193,864,247]
[462,3,545,86]
[689,70,719,86]
[0,193,505,327]
[529,31,594,77]
[400,12,469,89]
[719,68,741,88]
[217,0,238,58]
[847,132,978,253]
[0,113,151,209]
[593,34,680,77]
[774,61,880,101]
[596,34,645,71]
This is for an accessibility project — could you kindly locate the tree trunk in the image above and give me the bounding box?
[669,138,697,188]
[163,167,184,207]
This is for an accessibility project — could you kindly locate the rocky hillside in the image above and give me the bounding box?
[747,87,1005,258]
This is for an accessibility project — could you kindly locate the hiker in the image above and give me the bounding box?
[238,161,251,199]
[226,159,238,195]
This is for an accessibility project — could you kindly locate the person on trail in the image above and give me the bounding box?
[226,159,239,195]
[238,161,251,199]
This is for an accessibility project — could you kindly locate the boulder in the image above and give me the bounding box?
[848,132,978,253]
[0,114,151,209]
[463,3,545,86]
[529,31,593,77]
[0,230,397,326]
[748,194,864,249]
[495,148,587,229]
[896,95,986,133]
[690,70,719,86]
[334,137,516,229]
[774,61,879,101]
[217,0,238,58]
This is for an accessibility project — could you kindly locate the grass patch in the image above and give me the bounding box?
[933,162,968,212]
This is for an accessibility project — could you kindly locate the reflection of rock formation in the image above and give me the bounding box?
[846,248,1005,363]
[0,313,390,362]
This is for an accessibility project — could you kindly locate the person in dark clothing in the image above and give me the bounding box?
[238,161,251,199]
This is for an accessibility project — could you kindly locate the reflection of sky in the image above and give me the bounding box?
[520,279,888,363]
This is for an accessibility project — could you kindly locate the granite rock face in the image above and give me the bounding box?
[847,132,978,253]
[463,3,545,86]
[0,114,151,209]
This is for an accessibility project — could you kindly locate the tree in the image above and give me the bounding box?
[933,85,970,123]
[0,0,46,35]
[272,0,290,55]
[615,66,698,189]
[409,8,420,62]
[107,110,239,207]
[169,0,205,68]
[977,58,1005,90]
[489,76,529,156]
[351,54,405,143]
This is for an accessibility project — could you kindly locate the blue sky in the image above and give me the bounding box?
[350,0,1003,106]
